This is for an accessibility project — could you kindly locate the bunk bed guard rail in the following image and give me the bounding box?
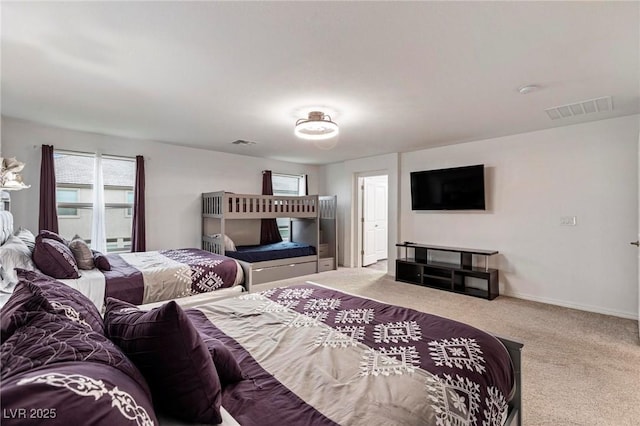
[202,191,319,219]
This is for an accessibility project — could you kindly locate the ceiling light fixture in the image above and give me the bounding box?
[294,111,339,140]
[517,85,539,94]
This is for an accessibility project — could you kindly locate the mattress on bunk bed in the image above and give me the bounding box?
[225,241,316,263]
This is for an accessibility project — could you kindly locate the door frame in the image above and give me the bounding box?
[355,171,389,269]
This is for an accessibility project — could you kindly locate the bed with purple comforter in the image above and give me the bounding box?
[1,275,519,425]
[56,248,245,312]
[186,283,517,425]
[104,248,243,305]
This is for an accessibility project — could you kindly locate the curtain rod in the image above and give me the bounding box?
[41,146,140,161]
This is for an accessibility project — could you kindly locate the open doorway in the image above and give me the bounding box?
[358,174,388,272]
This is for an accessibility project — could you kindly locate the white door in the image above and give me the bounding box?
[362,176,388,266]
[637,131,640,338]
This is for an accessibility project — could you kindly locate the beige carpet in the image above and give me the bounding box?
[254,267,640,426]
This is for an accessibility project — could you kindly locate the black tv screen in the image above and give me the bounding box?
[411,165,485,210]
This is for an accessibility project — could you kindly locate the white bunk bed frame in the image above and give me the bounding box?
[202,192,337,291]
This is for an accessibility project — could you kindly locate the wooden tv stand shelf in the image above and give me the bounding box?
[395,243,499,300]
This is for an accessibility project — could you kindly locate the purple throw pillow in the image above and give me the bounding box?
[32,238,79,279]
[1,363,158,426]
[36,229,68,245]
[16,269,104,335]
[92,250,112,271]
[104,298,222,424]
[201,335,245,385]
[0,280,53,342]
[186,309,244,385]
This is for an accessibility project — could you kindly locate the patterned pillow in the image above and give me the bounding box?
[0,235,37,292]
[92,250,112,271]
[68,236,94,270]
[16,270,105,335]
[32,237,80,279]
[36,229,68,246]
[104,298,222,424]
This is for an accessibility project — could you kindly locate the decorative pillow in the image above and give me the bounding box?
[186,309,244,385]
[104,298,222,424]
[32,237,80,279]
[36,229,68,246]
[13,227,36,254]
[1,363,158,426]
[201,335,245,385]
[0,235,37,291]
[211,233,237,251]
[16,269,105,335]
[92,250,112,271]
[68,236,94,270]
[0,280,52,342]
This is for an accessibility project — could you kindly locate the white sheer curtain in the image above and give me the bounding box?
[298,174,307,196]
[91,154,107,253]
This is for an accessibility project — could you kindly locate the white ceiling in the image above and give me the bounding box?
[2,1,639,165]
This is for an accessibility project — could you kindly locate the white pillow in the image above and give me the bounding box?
[210,234,236,252]
[14,227,36,255]
[0,211,13,246]
[0,235,37,292]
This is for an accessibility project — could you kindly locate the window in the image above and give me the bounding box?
[55,151,135,252]
[56,189,79,217]
[272,174,303,196]
[125,191,135,217]
[272,173,305,242]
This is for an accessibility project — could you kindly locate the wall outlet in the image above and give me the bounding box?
[560,216,577,226]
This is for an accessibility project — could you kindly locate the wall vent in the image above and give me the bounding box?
[231,139,257,146]
[545,96,612,120]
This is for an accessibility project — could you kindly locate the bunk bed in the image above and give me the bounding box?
[201,192,337,291]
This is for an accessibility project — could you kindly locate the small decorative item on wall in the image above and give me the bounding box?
[0,157,31,211]
[0,157,30,190]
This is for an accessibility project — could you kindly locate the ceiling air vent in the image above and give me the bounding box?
[231,139,256,146]
[545,96,612,120]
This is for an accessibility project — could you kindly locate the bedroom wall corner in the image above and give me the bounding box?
[321,153,399,273]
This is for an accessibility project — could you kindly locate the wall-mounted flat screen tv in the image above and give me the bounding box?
[411,164,485,210]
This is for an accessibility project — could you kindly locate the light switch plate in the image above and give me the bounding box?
[560,216,577,226]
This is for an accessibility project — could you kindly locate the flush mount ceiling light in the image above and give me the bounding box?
[517,84,539,94]
[294,111,339,140]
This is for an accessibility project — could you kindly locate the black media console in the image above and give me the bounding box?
[395,243,499,300]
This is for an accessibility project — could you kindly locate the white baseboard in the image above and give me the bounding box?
[502,290,638,320]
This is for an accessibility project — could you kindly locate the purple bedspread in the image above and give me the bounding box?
[191,283,515,425]
[103,254,145,304]
[104,248,239,306]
